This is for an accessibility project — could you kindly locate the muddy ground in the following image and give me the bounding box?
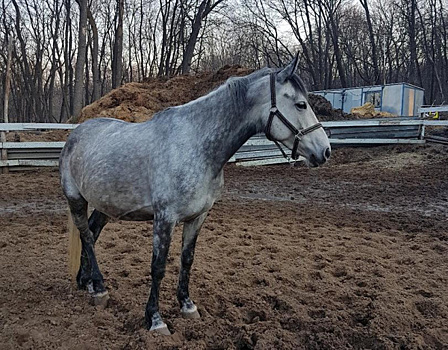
[0,145,448,349]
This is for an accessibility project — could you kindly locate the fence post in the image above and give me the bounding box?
[0,131,8,174]
[419,124,425,140]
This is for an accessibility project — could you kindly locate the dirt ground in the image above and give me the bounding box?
[0,144,448,349]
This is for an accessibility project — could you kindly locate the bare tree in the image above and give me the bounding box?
[87,6,101,101]
[60,0,75,122]
[2,34,13,123]
[275,0,331,88]
[72,0,88,121]
[402,0,423,87]
[319,0,348,87]
[112,0,124,88]
[240,0,293,67]
[180,0,225,74]
[359,0,380,84]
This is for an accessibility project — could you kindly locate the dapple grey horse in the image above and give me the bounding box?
[59,56,331,335]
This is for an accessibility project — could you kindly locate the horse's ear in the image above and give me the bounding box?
[277,54,300,83]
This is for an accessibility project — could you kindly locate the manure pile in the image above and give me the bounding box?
[79,66,350,123]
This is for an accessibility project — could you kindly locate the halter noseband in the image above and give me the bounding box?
[265,72,323,162]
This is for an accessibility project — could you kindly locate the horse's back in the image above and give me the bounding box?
[60,118,132,176]
[65,118,127,145]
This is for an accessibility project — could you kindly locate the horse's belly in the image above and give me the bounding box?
[118,206,155,221]
[78,170,153,219]
[84,191,153,220]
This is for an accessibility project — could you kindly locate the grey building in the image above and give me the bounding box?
[313,83,424,117]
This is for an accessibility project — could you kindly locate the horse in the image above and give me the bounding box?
[59,55,331,335]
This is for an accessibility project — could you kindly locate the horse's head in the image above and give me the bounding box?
[264,56,331,167]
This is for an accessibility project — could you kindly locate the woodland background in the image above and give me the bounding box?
[1,0,447,123]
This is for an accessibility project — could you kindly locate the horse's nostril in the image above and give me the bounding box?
[324,147,331,160]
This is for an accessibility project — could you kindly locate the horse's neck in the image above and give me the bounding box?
[183,86,263,171]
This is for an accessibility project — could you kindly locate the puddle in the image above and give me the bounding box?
[0,200,66,217]
[227,191,448,218]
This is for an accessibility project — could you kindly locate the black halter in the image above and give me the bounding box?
[265,72,323,161]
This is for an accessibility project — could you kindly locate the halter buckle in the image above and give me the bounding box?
[270,107,278,114]
[294,132,303,141]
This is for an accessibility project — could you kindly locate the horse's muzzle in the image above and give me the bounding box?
[309,147,331,167]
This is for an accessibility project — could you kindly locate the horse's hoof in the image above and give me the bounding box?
[181,304,200,319]
[91,290,110,308]
[150,322,171,335]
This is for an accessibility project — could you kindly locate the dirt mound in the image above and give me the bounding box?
[307,94,350,121]
[6,130,70,142]
[79,65,254,123]
[79,66,353,123]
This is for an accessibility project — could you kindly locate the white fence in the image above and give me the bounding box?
[1,119,448,170]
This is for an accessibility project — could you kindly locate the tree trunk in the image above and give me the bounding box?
[87,6,101,101]
[181,0,224,74]
[359,0,380,84]
[1,35,12,174]
[60,0,72,121]
[72,0,88,122]
[3,35,13,123]
[11,0,38,120]
[328,13,347,87]
[407,0,423,88]
[85,33,90,105]
[47,0,62,123]
[318,0,347,88]
[181,1,207,74]
[112,0,124,88]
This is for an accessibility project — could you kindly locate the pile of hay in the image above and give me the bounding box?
[350,102,395,118]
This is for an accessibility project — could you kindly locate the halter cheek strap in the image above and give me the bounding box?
[265,72,323,161]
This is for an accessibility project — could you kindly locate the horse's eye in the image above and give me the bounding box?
[296,101,307,110]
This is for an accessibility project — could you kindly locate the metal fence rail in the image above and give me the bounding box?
[418,105,448,118]
[0,142,63,168]
[1,118,448,170]
[425,135,448,145]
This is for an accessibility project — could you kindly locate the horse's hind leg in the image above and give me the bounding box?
[68,198,109,306]
[177,212,207,319]
[76,209,109,292]
[89,209,109,243]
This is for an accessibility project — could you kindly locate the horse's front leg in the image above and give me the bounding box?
[145,215,175,335]
[177,212,207,319]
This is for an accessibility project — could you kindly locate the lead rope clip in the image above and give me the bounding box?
[274,140,296,166]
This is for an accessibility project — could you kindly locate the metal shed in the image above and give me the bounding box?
[313,83,424,116]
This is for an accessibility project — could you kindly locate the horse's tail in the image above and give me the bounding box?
[67,209,81,281]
